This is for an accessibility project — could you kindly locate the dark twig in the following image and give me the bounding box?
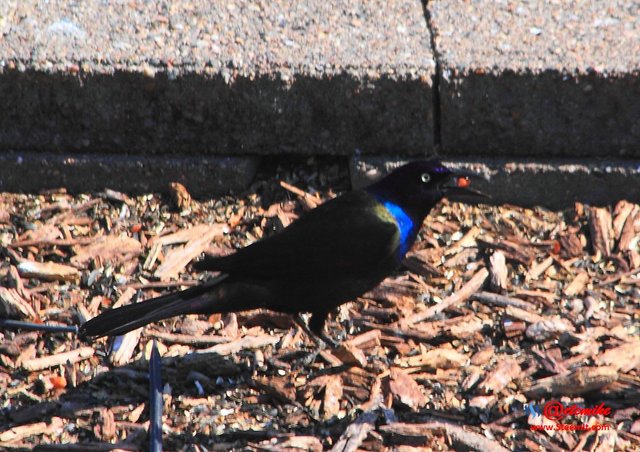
[0,319,78,334]
[149,340,163,452]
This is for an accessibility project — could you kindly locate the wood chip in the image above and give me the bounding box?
[330,410,378,452]
[322,375,343,419]
[409,267,488,323]
[462,367,483,391]
[143,242,163,271]
[595,340,640,372]
[17,260,80,282]
[563,271,589,297]
[559,231,584,257]
[154,224,225,280]
[71,235,142,268]
[17,223,62,244]
[154,224,225,246]
[443,247,478,268]
[0,287,37,319]
[268,436,322,452]
[7,266,31,301]
[618,206,640,252]
[470,346,494,366]
[169,182,192,211]
[505,306,546,324]
[630,249,640,269]
[489,250,509,291]
[0,416,64,442]
[525,317,574,341]
[379,421,510,452]
[253,376,297,405]
[195,335,279,356]
[360,375,383,412]
[101,187,133,205]
[612,200,635,241]
[0,208,10,224]
[1,168,636,449]
[333,344,367,368]
[473,291,536,311]
[21,347,94,371]
[588,206,614,256]
[477,236,535,265]
[479,357,521,393]
[449,315,489,338]
[526,256,554,281]
[318,350,344,367]
[446,226,481,255]
[404,348,468,370]
[341,329,381,350]
[279,180,321,210]
[93,407,117,441]
[513,288,556,306]
[101,288,143,365]
[403,249,443,276]
[468,394,496,409]
[525,366,619,397]
[9,237,95,249]
[385,367,427,409]
[110,329,143,366]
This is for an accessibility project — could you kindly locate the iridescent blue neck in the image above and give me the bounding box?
[378,199,416,256]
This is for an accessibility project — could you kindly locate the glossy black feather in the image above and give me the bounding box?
[192,191,399,277]
[79,160,480,341]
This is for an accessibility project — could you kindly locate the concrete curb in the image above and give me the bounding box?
[0,151,259,196]
[429,0,640,158]
[0,0,638,202]
[0,70,434,156]
[0,0,434,156]
[350,156,640,209]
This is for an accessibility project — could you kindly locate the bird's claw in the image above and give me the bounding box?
[294,314,340,349]
[318,332,340,349]
[299,350,321,366]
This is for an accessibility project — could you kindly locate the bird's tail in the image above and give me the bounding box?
[79,275,229,340]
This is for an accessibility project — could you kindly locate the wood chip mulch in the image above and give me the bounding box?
[0,160,638,451]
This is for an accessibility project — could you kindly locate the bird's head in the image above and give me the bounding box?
[366,160,487,219]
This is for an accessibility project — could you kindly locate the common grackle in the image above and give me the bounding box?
[79,161,485,343]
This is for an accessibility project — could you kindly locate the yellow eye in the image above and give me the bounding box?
[421,173,431,183]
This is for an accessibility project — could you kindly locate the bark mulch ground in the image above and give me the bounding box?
[0,159,638,451]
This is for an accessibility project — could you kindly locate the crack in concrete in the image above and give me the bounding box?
[421,0,442,150]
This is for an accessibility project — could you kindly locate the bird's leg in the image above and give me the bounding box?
[309,310,340,348]
[291,314,324,366]
[294,314,325,348]
[294,311,339,348]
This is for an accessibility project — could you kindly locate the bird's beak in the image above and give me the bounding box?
[441,170,490,202]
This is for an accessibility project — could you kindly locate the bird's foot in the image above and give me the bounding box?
[317,331,340,349]
[294,314,339,349]
[299,349,321,367]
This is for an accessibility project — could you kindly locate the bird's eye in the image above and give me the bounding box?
[420,173,431,183]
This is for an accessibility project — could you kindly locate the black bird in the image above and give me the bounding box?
[79,160,484,343]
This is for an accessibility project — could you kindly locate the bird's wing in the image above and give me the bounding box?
[193,191,401,277]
